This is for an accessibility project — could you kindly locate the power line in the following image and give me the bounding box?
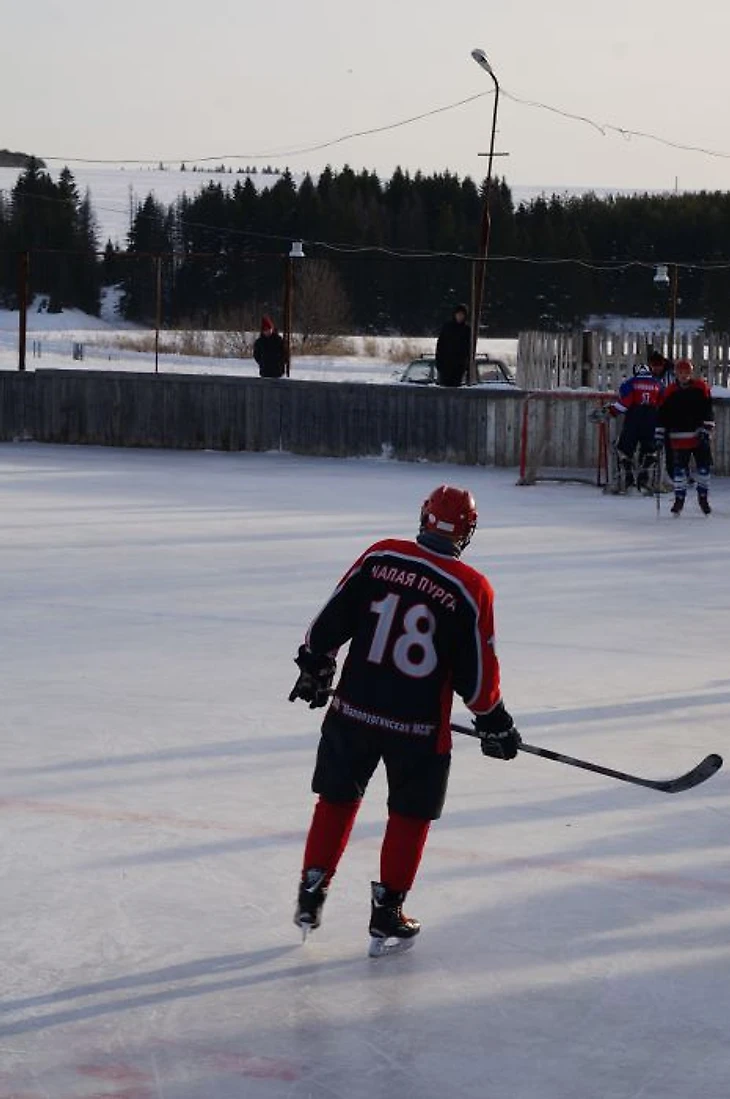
[40,93,491,166]
[35,84,730,167]
[5,241,730,273]
[313,244,730,270]
[7,186,730,268]
[501,88,730,161]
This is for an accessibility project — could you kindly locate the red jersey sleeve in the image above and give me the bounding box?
[450,569,502,716]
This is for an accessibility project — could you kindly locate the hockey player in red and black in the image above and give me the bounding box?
[656,358,714,515]
[604,350,668,493]
[288,484,519,957]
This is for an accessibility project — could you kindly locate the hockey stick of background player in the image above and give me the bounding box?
[451,723,722,794]
[653,445,663,516]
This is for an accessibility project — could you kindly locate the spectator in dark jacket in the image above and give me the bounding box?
[253,315,286,378]
[435,304,471,387]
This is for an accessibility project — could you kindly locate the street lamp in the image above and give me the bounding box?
[653,263,678,362]
[283,240,305,376]
[469,48,500,384]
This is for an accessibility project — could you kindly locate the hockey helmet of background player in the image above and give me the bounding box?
[420,484,478,555]
[675,358,694,383]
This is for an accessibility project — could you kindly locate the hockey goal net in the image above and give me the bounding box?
[518,390,615,487]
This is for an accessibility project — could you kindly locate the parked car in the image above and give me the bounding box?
[398,355,517,387]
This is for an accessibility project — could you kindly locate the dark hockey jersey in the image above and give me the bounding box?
[658,379,714,449]
[304,537,502,753]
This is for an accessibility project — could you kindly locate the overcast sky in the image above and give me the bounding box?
[3,0,729,191]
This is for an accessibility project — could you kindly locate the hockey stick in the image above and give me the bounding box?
[451,723,722,794]
[653,445,663,516]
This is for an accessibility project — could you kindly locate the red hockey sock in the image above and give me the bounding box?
[380,812,431,893]
[302,797,360,881]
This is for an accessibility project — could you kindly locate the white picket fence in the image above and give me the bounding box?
[517,331,730,391]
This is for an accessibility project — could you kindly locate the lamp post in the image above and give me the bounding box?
[653,263,679,362]
[283,240,305,376]
[469,47,500,385]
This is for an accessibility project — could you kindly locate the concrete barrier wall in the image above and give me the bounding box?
[0,370,523,467]
[0,371,35,441]
[1,369,728,474]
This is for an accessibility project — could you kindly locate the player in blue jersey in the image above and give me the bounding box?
[605,350,667,492]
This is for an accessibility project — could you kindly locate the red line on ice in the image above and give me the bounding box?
[76,1062,152,1082]
[0,796,300,841]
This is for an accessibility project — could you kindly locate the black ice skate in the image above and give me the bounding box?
[670,496,685,516]
[294,868,329,941]
[698,492,712,516]
[621,458,636,492]
[368,882,421,958]
[637,466,657,495]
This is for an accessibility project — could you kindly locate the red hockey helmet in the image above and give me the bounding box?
[420,484,478,554]
[675,358,694,381]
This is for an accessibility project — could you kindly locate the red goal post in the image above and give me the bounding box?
[518,390,616,487]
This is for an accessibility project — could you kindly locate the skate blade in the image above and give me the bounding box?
[294,915,316,943]
[368,935,416,959]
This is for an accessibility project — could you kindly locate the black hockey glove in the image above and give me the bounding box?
[475,702,521,761]
[288,645,336,709]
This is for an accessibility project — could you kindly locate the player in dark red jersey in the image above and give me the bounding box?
[605,351,667,493]
[656,359,714,515]
[288,484,519,956]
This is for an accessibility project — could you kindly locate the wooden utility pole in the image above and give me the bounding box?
[283,255,293,377]
[18,251,29,372]
[668,263,679,363]
[154,256,162,374]
[469,50,500,385]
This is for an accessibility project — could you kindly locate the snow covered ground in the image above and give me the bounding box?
[1,442,729,1099]
[0,301,518,382]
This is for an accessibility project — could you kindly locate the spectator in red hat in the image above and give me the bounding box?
[253,315,286,378]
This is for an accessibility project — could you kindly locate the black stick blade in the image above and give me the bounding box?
[655,754,723,794]
[451,723,722,795]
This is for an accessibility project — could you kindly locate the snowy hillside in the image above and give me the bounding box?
[0,165,296,247]
[0,163,652,249]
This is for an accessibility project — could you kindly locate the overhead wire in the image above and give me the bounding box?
[40,93,491,165]
[500,88,730,161]
[7,188,730,270]
[34,83,730,167]
[5,83,730,267]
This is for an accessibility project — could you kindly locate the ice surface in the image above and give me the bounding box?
[1,443,729,1099]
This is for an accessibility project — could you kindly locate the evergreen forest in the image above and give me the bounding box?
[2,160,730,334]
[0,160,100,315]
